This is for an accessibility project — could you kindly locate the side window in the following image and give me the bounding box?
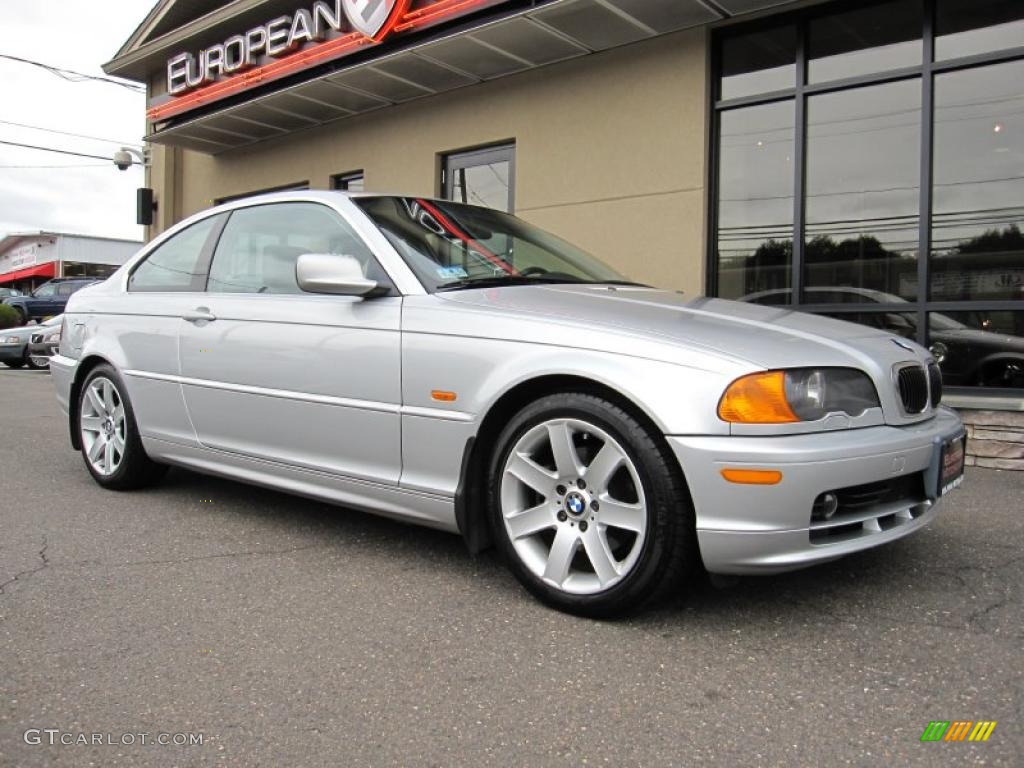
[129,215,222,292]
[33,283,57,298]
[207,203,389,295]
[57,283,76,297]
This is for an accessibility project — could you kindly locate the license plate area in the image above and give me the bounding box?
[937,435,965,497]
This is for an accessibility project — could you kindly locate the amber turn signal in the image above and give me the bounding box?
[718,371,799,424]
[431,390,457,402]
[720,468,783,485]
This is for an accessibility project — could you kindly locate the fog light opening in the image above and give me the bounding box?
[813,492,839,521]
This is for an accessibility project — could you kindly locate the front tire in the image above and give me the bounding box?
[26,351,49,370]
[78,364,167,490]
[488,392,695,618]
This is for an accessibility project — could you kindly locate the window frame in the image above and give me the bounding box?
[708,0,1024,396]
[441,143,516,213]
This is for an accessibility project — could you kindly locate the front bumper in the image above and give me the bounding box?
[668,407,965,574]
[0,343,27,362]
[49,353,76,418]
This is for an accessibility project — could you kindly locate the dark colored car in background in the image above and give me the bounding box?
[741,287,1024,389]
[0,287,25,300]
[2,278,99,324]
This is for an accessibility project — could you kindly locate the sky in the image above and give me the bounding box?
[0,1,155,242]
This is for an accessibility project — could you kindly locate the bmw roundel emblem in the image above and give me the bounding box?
[566,493,585,515]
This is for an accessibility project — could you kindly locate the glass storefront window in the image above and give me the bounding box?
[712,2,1023,393]
[804,80,921,301]
[715,100,794,300]
[821,311,919,340]
[928,311,1024,388]
[719,25,796,101]
[936,0,1024,61]
[808,0,922,84]
[931,60,1024,301]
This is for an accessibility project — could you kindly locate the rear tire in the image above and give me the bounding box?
[488,392,695,618]
[77,364,167,490]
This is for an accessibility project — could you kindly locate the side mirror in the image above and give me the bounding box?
[295,253,379,297]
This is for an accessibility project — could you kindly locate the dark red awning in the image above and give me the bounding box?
[0,262,56,284]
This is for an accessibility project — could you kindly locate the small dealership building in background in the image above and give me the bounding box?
[105,0,1023,465]
[0,232,142,293]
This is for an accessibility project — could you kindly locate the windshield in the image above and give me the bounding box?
[353,197,629,291]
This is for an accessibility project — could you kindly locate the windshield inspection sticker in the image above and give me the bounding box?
[436,266,468,279]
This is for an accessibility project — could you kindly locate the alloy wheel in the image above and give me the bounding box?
[80,376,126,476]
[500,418,647,595]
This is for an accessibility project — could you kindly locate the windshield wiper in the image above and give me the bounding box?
[436,275,586,292]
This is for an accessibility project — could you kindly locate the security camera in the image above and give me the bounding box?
[113,147,148,171]
[113,149,134,170]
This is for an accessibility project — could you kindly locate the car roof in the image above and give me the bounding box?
[205,189,492,215]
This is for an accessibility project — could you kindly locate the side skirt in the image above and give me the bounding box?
[142,436,459,533]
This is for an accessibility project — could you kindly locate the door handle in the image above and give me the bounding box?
[183,307,216,323]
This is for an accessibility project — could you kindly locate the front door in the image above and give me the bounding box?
[178,201,402,485]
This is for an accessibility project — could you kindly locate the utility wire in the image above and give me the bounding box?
[0,53,145,92]
[0,139,114,162]
[0,119,142,148]
[0,163,109,169]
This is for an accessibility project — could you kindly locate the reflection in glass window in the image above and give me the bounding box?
[931,60,1024,302]
[821,311,918,341]
[332,172,365,192]
[450,163,510,210]
[715,101,794,300]
[207,203,381,294]
[444,145,515,213]
[719,25,796,101]
[928,311,1024,389]
[808,0,922,84]
[936,0,1024,61]
[129,215,221,292]
[804,80,921,301]
[353,197,624,292]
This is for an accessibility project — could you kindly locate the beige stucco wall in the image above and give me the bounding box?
[152,28,709,295]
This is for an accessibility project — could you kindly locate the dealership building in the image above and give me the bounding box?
[0,232,142,293]
[106,0,1023,465]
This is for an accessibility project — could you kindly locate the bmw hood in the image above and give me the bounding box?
[438,284,930,373]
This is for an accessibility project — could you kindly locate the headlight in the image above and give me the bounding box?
[719,368,880,424]
[43,330,60,342]
[1,335,20,344]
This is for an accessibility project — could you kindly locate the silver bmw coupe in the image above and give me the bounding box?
[50,191,965,616]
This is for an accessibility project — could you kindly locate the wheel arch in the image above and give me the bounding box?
[454,373,688,555]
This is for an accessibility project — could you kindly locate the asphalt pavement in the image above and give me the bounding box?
[0,368,1021,767]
